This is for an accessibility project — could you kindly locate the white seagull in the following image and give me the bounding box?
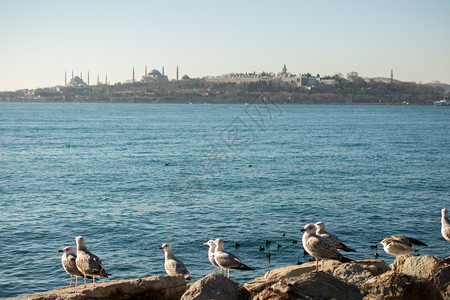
[213,238,253,278]
[159,243,193,280]
[441,208,450,241]
[314,222,356,252]
[378,237,418,257]
[203,240,221,274]
[58,246,84,286]
[301,224,352,272]
[75,236,111,287]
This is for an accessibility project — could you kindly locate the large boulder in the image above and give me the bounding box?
[333,260,390,286]
[181,273,251,300]
[252,271,366,300]
[392,255,441,279]
[244,260,342,296]
[10,275,187,300]
[362,270,443,300]
[427,256,450,299]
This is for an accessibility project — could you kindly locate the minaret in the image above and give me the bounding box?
[145,65,147,77]
[105,74,108,85]
[176,65,179,82]
[282,64,287,76]
[390,69,393,83]
[133,67,135,83]
[72,70,74,79]
[162,66,165,76]
[87,71,90,86]
[65,71,67,87]
[97,74,100,85]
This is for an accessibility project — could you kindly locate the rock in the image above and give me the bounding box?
[362,270,443,300]
[427,256,450,299]
[333,259,390,286]
[244,260,342,296]
[252,271,366,300]
[392,255,441,279]
[181,273,250,300]
[10,275,187,300]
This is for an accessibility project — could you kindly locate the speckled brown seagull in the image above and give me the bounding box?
[314,222,356,252]
[75,236,111,287]
[378,237,418,257]
[58,246,84,286]
[159,243,194,280]
[301,224,352,272]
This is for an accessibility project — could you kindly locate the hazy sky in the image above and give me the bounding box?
[1,0,449,91]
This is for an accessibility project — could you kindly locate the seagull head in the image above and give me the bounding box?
[378,238,391,247]
[442,208,448,217]
[158,243,172,252]
[300,224,316,234]
[314,221,325,232]
[203,240,216,249]
[75,236,85,249]
[58,246,75,254]
[214,238,224,250]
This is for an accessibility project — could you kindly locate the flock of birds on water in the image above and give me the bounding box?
[58,208,450,287]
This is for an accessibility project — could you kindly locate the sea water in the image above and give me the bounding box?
[0,102,448,298]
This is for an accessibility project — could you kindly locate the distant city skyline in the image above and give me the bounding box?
[1,0,449,91]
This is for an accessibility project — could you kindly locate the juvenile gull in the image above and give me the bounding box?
[301,224,352,272]
[442,208,450,241]
[378,238,418,256]
[203,240,221,274]
[58,246,84,286]
[159,243,193,280]
[75,236,111,287]
[390,235,428,247]
[213,238,253,278]
[314,222,356,252]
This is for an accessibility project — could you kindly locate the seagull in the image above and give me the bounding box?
[314,222,356,252]
[159,243,193,280]
[390,235,428,247]
[58,246,84,286]
[75,236,111,287]
[442,208,450,241]
[301,224,352,272]
[203,240,221,274]
[213,238,253,278]
[378,238,419,257]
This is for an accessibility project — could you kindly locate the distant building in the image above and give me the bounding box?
[68,76,87,87]
[142,69,168,82]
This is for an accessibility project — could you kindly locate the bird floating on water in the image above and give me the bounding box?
[441,208,450,242]
[213,238,253,278]
[75,236,111,287]
[159,243,193,280]
[314,222,356,252]
[301,224,352,272]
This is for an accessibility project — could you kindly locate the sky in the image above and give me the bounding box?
[0,0,449,91]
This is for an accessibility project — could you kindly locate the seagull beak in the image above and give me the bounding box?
[203,242,208,246]
[58,249,63,253]
[158,247,163,250]
[300,229,306,232]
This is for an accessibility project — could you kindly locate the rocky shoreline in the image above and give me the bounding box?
[10,255,449,300]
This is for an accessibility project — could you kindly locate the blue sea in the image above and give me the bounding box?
[0,102,448,298]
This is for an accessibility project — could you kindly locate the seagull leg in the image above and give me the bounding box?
[84,275,87,288]
[93,276,95,287]
[75,276,78,286]
[70,275,73,286]
[313,259,319,272]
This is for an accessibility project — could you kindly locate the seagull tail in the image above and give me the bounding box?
[342,246,357,252]
[101,272,112,278]
[237,264,254,271]
[339,256,353,263]
[407,237,428,247]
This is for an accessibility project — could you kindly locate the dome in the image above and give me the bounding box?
[149,69,161,76]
